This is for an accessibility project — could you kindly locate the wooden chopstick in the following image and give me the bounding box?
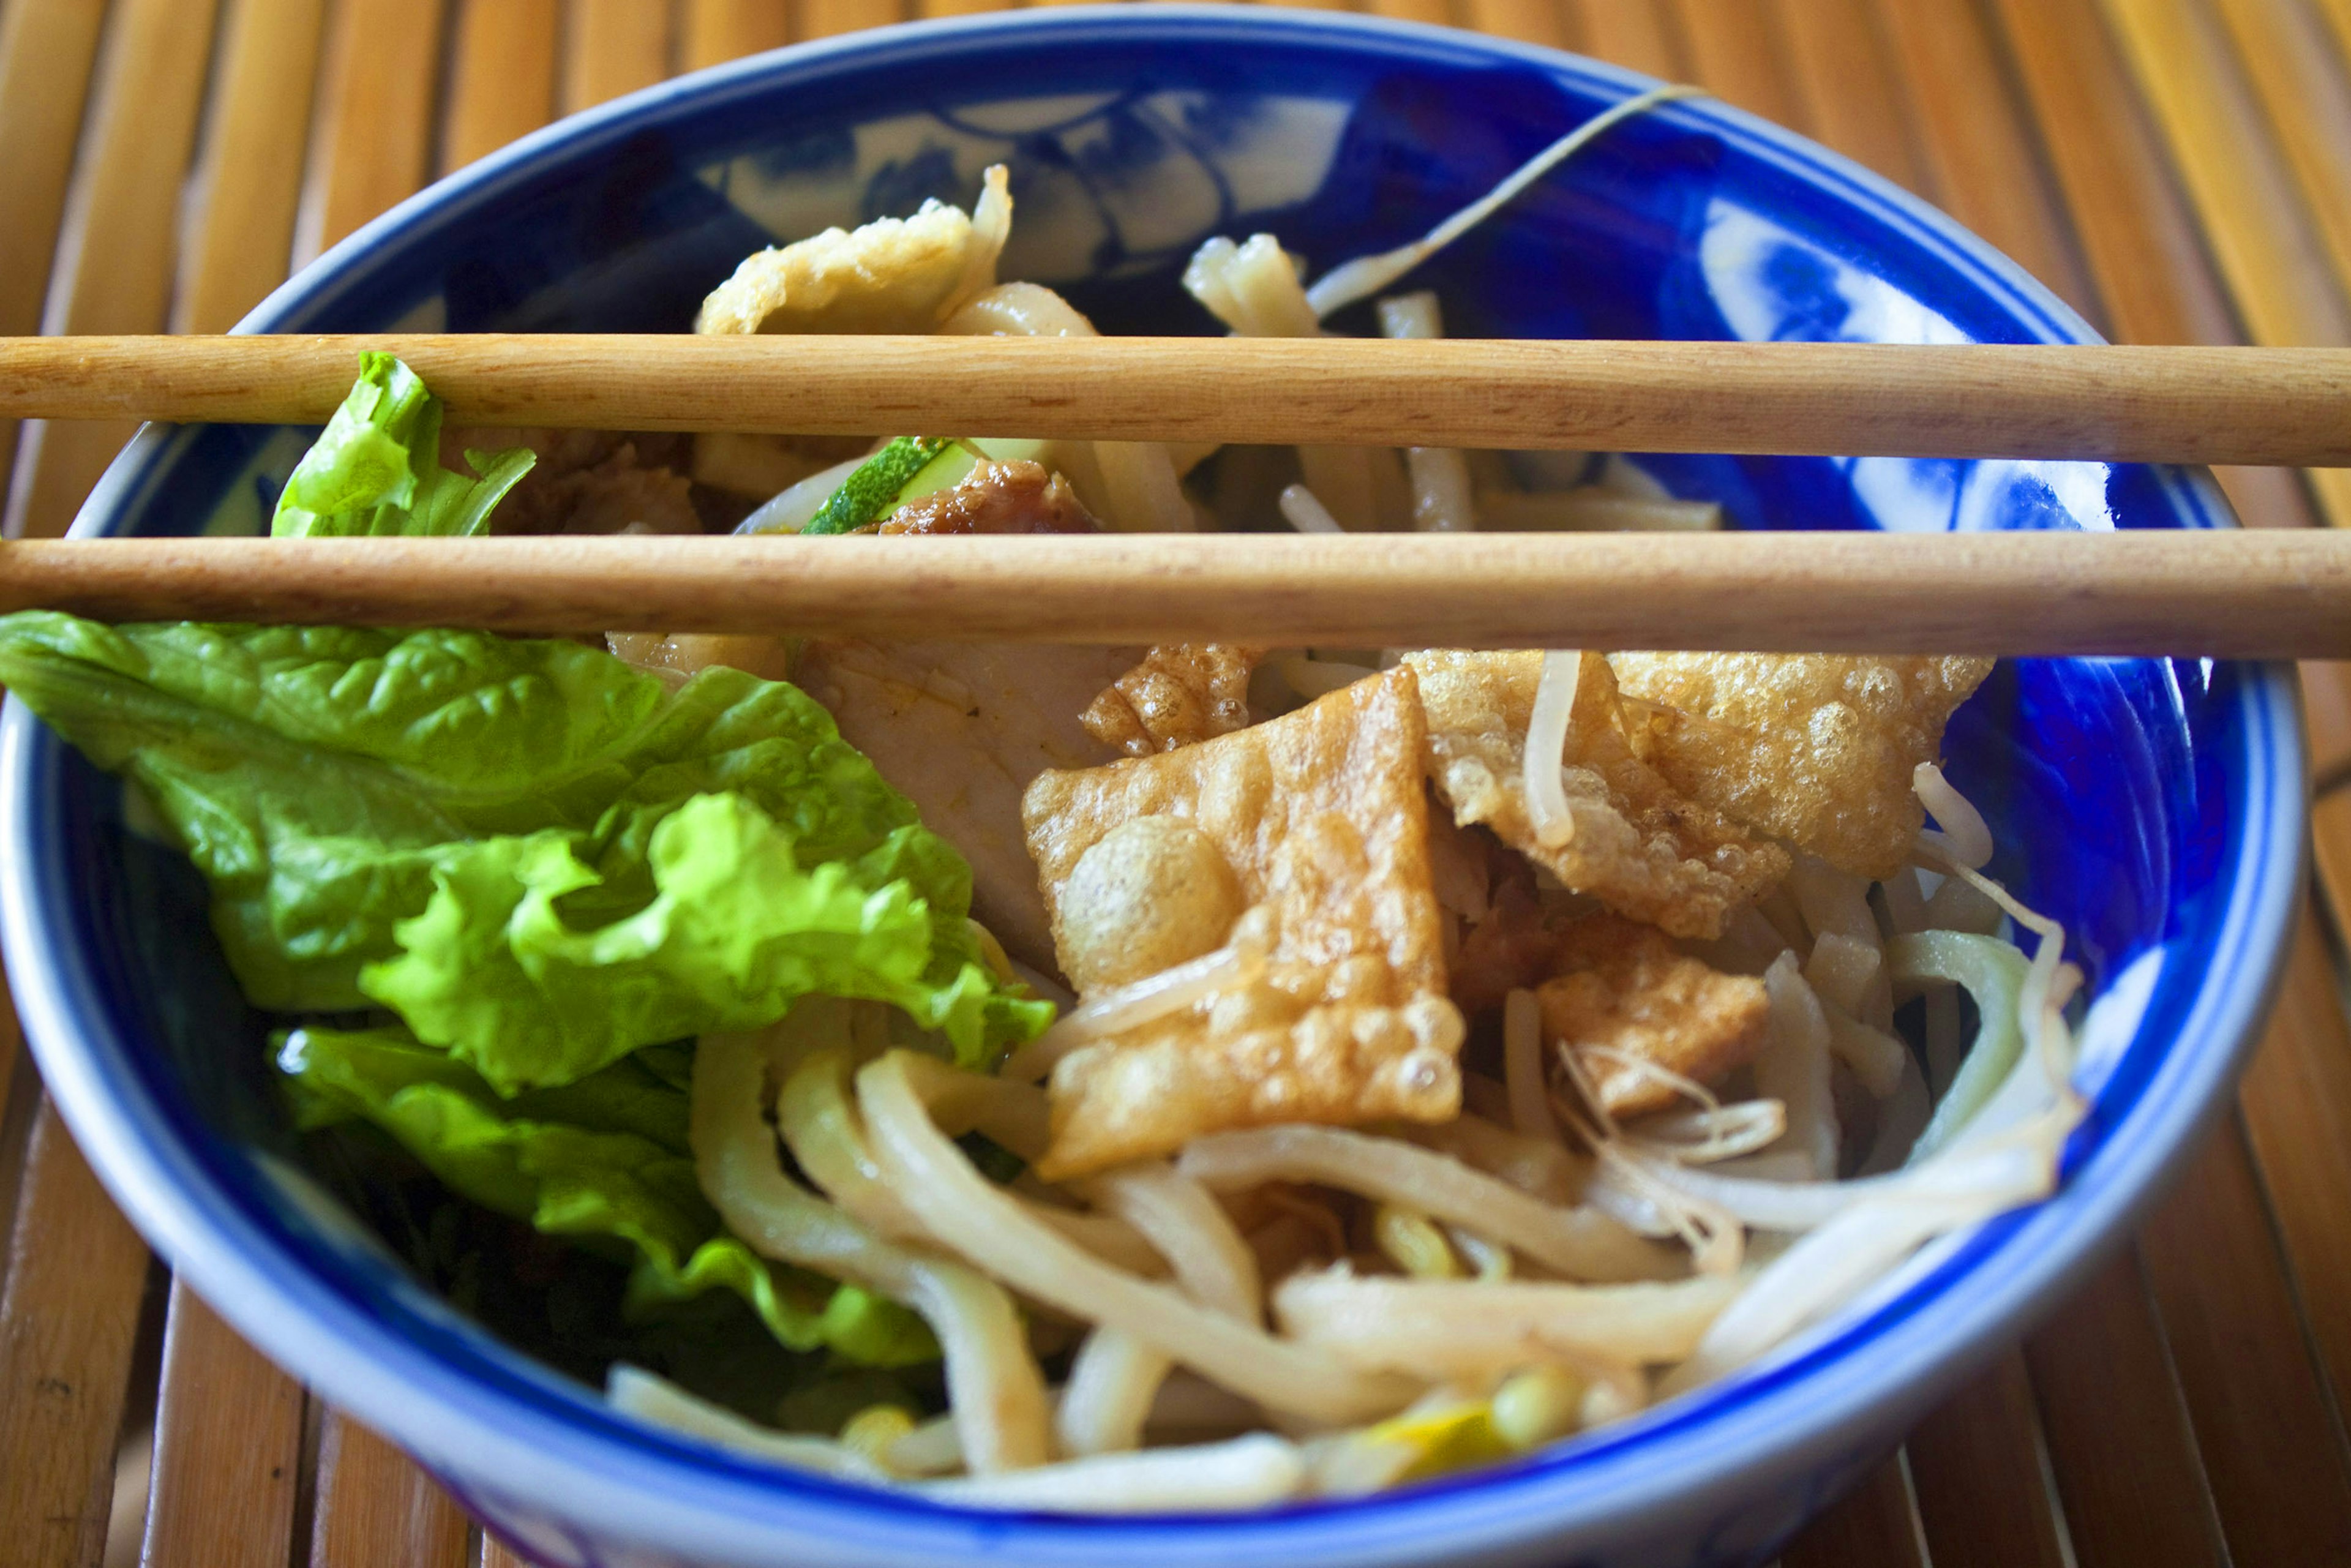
[5,334,2351,464]
[2,531,2343,657]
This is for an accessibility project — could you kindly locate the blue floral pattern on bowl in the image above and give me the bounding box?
[0,9,2302,1567]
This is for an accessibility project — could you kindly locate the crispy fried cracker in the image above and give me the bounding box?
[1402,651,1788,940]
[695,166,1009,336]
[1081,644,1265,757]
[1608,653,1993,880]
[1539,914,1772,1120]
[1022,669,1463,1177]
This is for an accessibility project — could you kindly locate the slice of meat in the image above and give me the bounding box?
[797,640,1139,972]
[1022,669,1464,1179]
[1402,650,1789,940]
[876,459,1098,535]
[1080,644,1265,756]
[1608,653,1994,880]
[1537,914,1772,1120]
[441,427,700,537]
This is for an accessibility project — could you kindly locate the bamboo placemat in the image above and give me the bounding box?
[2,3,2350,1565]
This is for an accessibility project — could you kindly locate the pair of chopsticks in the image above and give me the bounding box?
[4,333,2349,657]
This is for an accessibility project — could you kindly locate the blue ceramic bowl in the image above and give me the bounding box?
[0,9,2304,1566]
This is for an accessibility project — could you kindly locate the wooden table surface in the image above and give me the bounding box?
[4,1,2351,1564]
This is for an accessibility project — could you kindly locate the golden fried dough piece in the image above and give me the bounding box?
[1080,644,1266,756]
[1539,914,1771,1120]
[877,460,1098,536]
[695,165,1010,336]
[1401,651,1788,941]
[1608,653,1993,880]
[1022,670,1464,1177]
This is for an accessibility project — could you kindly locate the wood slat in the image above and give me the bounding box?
[2207,0,2351,329]
[2238,899,2351,1434]
[1779,1455,1929,1568]
[679,0,790,70]
[1564,0,1685,79]
[2134,1113,2351,1564]
[1903,1351,2070,1568]
[561,0,673,111]
[1990,0,2320,544]
[1990,0,2351,911]
[2319,790,2351,933]
[1463,0,1570,47]
[1770,0,1927,189]
[141,1283,304,1568]
[1872,0,2098,323]
[0,1101,154,1568]
[2098,0,2351,527]
[0,0,112,516]
[1670,0,1805,129]
[174,0,331,336]
[294,0,449,264]
[2023,1249,2227,1568]
[442,0,560,172]
[1365,0,1457,25]
[307,1412,469,1568]
[6,0,224,543]
[797,0,902,40]
[1990,0,2238,348]
[2306,668,2351,788]
[2325,0,2351,65]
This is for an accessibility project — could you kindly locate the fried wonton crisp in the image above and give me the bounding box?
[1402,651,1789,940]
[1539,914,1772,1120]
[694,165,1011,336]
[1081,643,1265,756]
[1022,669,1464,1178]
[1608,653,1994,880]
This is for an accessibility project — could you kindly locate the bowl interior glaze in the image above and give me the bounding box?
[0,10,2302,1567]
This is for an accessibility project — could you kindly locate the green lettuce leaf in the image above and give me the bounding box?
[272,352,536,538]
[361,793,1038,1089]
[0,612,1049,1077]
[281,1023,936,1367]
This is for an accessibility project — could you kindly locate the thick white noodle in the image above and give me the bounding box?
[1757,955,1840,1178]
[941,281,1191,532]
[1822,1000,1910,1100]
[1057,1328,1174,1457]
[1502,988,1562,1143]
[1394,1111,1588,1204]
[692,1034,1054,1472]
[1659,1145,2057,1394]
[1273,1270,1741,1378]
[1914,761,1995,869]
[920,1433,1306,1512]
[1278,483,1347,535]
[608,1366,886,1479]
[1187,235,1406,530]
[1803,932,1879,1018]
[1179,1124,1676,1281]
[1083,1162,1264,1323]
[1376,291,1477,532]
[857,1051,1417,1424]
[1525,650,1583,847]
[1305,84,1708,317]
